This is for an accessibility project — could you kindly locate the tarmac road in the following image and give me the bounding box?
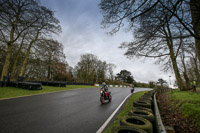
[0,87,151,133]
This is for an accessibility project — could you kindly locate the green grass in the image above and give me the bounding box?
[104,91,147,133]
[168,89,200,104]
[0,85,96,99]
[167,89,200,127]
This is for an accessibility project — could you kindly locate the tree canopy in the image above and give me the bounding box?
[116,69,134,84]
[0,0,65,81]
[99,0,200,90]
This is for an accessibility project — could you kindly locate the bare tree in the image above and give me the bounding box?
[0,0,61,80]
[107,63,117,81]
[179,44,191,89]
[119,6,189,90]
[18,6,61,77]
[99,0,200,62]
[10,32,28,80]
[38,39,65,80]
[74,53,110,83]
[186,43,200,86]
[0,0,42,80]
[74,54,98,83]
[21,38,69,81]
[99,0,199,90]
[95,60,107,83]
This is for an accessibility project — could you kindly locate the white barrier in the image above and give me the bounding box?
[95,84,128,88]
[95,84,100,86]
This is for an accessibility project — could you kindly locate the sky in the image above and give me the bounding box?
[40,0,175,85]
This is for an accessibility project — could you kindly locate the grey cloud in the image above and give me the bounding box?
[40,0,175,84]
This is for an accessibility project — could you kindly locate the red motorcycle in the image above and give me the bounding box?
[100,88,112,104]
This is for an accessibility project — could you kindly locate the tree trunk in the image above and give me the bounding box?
[190,0,200,63]
[10,37,24,81]
[0,23,17,80]
[0,43,12,80]
[19,42,32,77]
[164,22,187,91]
[194,38,200,63]
[0,8,22,81]
[170,50,186,90]
[47,55,52,80]
[47,65,51,80]
[181,56,190,89]
[19,31,39,76]
[193,57,200,87]
[10,50,20,81]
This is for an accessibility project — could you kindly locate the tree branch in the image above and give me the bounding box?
[131,0,160,21]
[138,53,170,58]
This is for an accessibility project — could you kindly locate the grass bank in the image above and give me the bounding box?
[104,91,147,133]
[167,89,200,127]
[0,85,96,100]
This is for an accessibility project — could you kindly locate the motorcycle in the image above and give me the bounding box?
[131,87,135,93]
[100,88,112,104]
[130,84,135,93]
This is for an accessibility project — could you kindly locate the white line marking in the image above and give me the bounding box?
[96,93,132,133]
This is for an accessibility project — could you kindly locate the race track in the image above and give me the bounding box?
[0,87,151,133]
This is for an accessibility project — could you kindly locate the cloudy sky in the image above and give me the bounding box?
[40,0,175,85]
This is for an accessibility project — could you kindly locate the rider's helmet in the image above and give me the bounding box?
[102,82,107,90]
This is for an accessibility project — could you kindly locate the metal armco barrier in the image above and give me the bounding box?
[157,88,171,93]
[154,92,166,133]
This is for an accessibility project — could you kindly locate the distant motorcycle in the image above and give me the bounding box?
[130,85,135,93]
[131,88,135,93]
[100,88,112,104]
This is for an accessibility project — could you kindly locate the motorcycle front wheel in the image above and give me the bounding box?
[109,95,112,102]
[100,96,105,104]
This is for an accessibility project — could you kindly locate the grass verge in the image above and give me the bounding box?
[0,85,96,100]
[167,89,200,127]
[104,91,147,133]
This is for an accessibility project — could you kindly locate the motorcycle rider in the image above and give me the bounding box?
[130,84,135,93]
[101,82,109,97]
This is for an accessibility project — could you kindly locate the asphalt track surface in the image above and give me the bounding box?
[0,87,151,133]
